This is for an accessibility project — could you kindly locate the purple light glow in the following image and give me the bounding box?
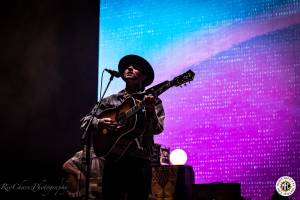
[156,25,300,199]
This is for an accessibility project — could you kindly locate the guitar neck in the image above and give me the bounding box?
[145,80,172,97]
[124,81,172,119]
[123,70,195,121]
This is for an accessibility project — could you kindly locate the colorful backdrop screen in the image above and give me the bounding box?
[98,0,300,199]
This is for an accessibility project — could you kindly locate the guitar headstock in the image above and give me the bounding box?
[171,70,195,87]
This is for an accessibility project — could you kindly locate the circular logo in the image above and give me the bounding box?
[276,176,296,196]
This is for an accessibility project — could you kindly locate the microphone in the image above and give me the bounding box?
[105,68,121,78]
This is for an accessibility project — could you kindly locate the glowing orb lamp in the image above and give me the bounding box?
[170,149,188,165]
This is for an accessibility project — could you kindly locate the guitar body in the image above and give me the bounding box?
[93,97,146,158]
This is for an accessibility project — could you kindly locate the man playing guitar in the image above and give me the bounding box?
[81,55,165,200]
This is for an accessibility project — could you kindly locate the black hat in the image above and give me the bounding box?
[118,54,154,87]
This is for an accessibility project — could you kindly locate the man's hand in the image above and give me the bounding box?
[98,118,114,126]
[80,116,115,129]
[144,95,156,113]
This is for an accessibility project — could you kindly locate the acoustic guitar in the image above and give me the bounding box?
[93,70,195,159]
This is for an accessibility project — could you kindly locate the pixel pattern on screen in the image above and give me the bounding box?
[98,0,300,199]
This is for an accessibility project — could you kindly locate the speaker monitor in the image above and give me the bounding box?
[192,183,241,200]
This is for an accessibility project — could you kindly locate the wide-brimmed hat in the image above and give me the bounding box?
[118,54,154,87]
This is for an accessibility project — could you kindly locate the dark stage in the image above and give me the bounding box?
[0,0,99,199]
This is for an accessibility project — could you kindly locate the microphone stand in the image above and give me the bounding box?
[81,74,116,200]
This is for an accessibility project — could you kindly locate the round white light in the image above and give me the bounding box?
[170,149,188,165]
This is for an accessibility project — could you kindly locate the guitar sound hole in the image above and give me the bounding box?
[102,128,108,134]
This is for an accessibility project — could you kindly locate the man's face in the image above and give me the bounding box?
[123,65,145,84]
